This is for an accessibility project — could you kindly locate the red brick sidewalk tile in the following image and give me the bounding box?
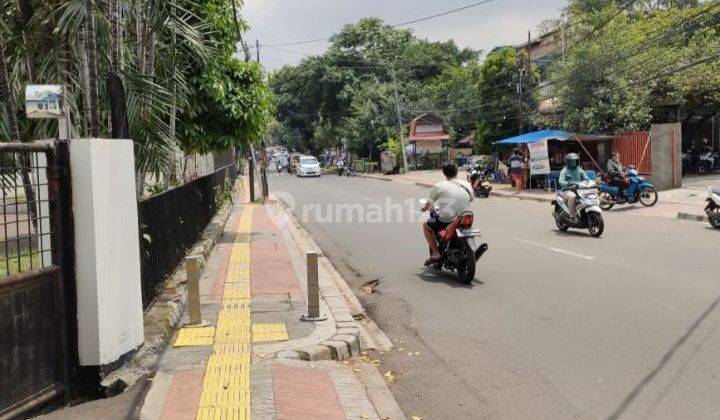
[251,207,302,300]
[271,364,346,420]
[159,368,205,420]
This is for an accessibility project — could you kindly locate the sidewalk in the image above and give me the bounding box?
[138,195,403,419]
[358,169,711,221]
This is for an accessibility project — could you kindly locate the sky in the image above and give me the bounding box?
[242,0,569,71]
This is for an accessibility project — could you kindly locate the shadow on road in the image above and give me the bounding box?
[606,296,720,420]
[605,205,644,213]
[415,268,483,288]
[551,229,595,238]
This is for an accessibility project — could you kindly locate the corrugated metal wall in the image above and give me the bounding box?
[612,131,652,174]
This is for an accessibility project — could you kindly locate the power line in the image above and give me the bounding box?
[564,0,639,53]
[261,0,496,47]
[391,0,495,27]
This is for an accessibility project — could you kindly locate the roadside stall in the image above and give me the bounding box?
[408,113,450,169]
[494,130,615,190]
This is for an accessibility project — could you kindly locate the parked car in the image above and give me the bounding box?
[297,156,322,178]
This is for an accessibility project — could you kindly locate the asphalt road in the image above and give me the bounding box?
[269,172,720,420]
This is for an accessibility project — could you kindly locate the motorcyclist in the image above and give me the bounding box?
[421,162,474,265]
[336,157,345,175]
[559,153,589,220]
[606,152,626,196]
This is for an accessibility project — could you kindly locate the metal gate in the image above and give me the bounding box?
[612,131,652,175]
[0,142,75,419]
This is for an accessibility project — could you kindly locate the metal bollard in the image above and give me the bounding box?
[186,255,203,325]
[301,251,327,322]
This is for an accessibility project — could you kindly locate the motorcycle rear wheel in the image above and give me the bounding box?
[600,192,614,210]
[456,242,476,284]
[709,213,720,229]
[587,213,604,238]
[554,206,570,232]
[639,187,658,207]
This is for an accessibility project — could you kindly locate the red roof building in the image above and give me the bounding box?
[408,113,449,154]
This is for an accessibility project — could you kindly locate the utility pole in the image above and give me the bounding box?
[526,30,532,134]
[518,31,531,135]
[390,67,410,173]
[256,39,269,199]
[517,52,524,135]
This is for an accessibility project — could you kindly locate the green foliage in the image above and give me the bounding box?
[0,0,273,175]
[549,2,719,134]
[473,118,492,155]
[214,170,235,207]
[382,135,403,157]
[477,48,537,141]
[270,17,481,158]
[181,59,274,154]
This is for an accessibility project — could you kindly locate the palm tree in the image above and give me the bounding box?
[84,0,101,137]
[0,26,38,226]
[0,30,20,143]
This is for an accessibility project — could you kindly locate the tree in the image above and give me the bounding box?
[270,17,480,157]
[0,0,274,187]
[473,118,492,155]
[83,0,100,137]
[548,2,718,134]
[476,48,537,141]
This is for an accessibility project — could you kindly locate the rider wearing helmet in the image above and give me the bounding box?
[559,153,589,219]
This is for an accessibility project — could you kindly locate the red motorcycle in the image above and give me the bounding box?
[420,199,488,284]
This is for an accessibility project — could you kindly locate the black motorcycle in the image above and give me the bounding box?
[420,200,488,284]
[698,151,720,175]
[706,186,720,229]
[467,167,493,198]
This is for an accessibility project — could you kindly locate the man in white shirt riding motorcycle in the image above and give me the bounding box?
[421,162,474,266]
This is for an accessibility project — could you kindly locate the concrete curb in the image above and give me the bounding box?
[100,193,236,392]
[677,211,708,222]
[358,171,557,203]
[356,173,393,182]
[491,189,554,203]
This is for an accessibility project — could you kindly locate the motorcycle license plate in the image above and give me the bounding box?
[458,228,481,237]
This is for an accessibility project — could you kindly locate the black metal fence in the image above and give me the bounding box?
[0,147,53,276]
[137,163,237,308]
[0,142,75,418]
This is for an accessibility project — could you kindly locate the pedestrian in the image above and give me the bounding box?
[508,148,525,193]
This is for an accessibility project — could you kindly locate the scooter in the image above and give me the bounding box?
[552,180,605,237]
[420,199,488,284]
[698,151,720,175]
[705,186,720,229]
[599,166,658,210]
[467,168,492,198]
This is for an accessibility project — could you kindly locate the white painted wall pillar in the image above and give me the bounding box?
[70,139,144,366]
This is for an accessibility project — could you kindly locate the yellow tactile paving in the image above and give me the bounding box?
[197,406,249,420]
[252,323,290,343]
[196,205,254,420]
[173,327,216,347]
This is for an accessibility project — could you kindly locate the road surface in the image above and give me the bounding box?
[270,173,720,420]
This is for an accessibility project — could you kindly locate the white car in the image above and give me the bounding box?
[297,156,322,177]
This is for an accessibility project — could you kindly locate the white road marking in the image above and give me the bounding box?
[514,238,595,261]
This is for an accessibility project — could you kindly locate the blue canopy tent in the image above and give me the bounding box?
[493,129,613,145]
[493,130,615,190]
